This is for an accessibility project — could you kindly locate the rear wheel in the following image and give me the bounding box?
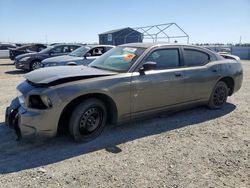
[30,60,42,71]
[69,99,107,142]
[208,81,229,109]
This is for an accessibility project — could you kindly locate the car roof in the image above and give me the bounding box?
[52,44,82,48]
[87,44,115,48]
[16,43,46,49]
[119,42,206,49]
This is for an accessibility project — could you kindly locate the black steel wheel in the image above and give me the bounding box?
[69,99,107,142]
[208,81,229,109]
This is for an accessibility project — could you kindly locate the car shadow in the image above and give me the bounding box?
[5,70,27,75]
[0,103,236,174]
[0,63,14,66]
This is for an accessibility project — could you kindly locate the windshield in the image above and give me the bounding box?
[39,46,53,54]
[89,46,146,72]
[69,46,91,57]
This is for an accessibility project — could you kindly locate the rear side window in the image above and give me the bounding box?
[37,46,46,52]
[184,49,210,66]
[70,45,79,52]
[145,49,180,69]
[52,46,63,53]
[27,45,37,51]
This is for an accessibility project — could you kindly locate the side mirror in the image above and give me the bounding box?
[84,52,91,59]
[139,61,157,75]
[49,51,54,55]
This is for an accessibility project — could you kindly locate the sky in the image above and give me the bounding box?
[0,0,249,44]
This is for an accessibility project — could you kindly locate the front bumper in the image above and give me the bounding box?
[5,97,59,139]
[15,61,30,70]
[5,98,22,139]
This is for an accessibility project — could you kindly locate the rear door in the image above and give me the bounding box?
[180,47,220,102]
[131,47,187,114]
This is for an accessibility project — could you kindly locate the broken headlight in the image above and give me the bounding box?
[17,89,25,107]
[28,95,52,109]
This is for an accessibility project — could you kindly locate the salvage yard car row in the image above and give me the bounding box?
[0,43,115,71]
[4,43,243,142]
[15,44,114,71]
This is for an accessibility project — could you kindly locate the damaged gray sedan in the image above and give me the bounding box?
[5,43,243,142]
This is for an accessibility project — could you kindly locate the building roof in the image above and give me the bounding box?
[99,27,132,35]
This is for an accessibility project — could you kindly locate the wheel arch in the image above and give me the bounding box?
[57,93,118,134]
[29,58,42,70]
[218,76,235,96]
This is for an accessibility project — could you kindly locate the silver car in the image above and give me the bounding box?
[5,43,243,142]
[41,45,115,67]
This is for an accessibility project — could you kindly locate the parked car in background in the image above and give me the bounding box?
[218,52,240,60]
[6,43,243,142]
[9,43,47,60]
[15,44,82,71]
[0,44,16,58]
[42,45,114,67]
[205,47,240,61]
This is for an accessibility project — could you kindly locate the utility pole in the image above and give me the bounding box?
[45,34,48,45]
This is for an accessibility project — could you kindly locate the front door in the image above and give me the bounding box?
[131,48,186,114]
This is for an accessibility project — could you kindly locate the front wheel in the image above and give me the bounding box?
[30,60,43,71]
[208,81,229,109]
[69,99,107,142]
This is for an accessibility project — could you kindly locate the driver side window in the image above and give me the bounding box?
[51,46,63,54]
[145,48,180,69]
[88,47,105,57]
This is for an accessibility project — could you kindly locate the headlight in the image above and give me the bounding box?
[40,95,52,108]
[45,63,58,67]
[28,95,52,109]
[20,56,30,61]
[17,89,25,106]
[67,61,77,65]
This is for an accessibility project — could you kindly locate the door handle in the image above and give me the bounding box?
[175,72,182,77]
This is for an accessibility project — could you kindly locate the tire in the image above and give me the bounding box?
[30,60,42,71]
[208,81,229,109]
[69,99,107,142]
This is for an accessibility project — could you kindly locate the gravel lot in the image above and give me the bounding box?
[0,59,249,188]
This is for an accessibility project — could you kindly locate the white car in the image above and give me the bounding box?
[0,44,16,58]
[218,52,240,60]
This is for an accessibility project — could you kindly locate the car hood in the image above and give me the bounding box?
[16,52,37,60]
[24,65,117,86]
[42,55,83,64]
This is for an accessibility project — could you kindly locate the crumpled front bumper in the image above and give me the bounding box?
[5,98,22,139]
[5,97,59,139]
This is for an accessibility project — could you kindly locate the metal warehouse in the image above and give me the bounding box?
[99,27,142,45]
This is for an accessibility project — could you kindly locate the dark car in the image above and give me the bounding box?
[9,44,47,60]
[42,45,115,67]
[6,43,243,142]
[15,44,82,71]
